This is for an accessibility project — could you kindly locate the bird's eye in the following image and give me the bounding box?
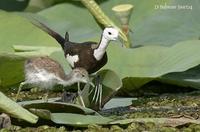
[81,74,85,77]
[108,32,112,35]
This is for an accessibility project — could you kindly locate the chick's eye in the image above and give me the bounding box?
[81,74,85,77]
[108,32,112,35]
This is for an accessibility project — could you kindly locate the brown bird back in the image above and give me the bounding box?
[25,57,66,79]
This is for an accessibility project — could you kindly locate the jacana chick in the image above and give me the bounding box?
[16,57,92,106]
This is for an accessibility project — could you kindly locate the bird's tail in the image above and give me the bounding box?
[30,19,66,50]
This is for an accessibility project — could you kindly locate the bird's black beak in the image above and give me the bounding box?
[117,38,124,47]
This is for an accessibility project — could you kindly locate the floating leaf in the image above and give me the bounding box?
[29,108,51,120]
[22,102,98,115]
[103,98,134,109]
[19,101,112,126]
[0,92,38,123]
[51,113,112,126]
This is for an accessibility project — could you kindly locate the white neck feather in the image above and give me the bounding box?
[94,36,109,61]
[61,76,78,86]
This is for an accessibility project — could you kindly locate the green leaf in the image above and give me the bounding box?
[106,40,200,78]
[36,3,102,42]
[29,108,51,120]
[158,65,200,89]
[13,45,60,57]
[0,11,58,53]
[130,0,200,46]
[51,113,112,126]
[24,0,67,12]
[0,54,25,89]
[104,40,200,90]
[25,0,55,12]
[104,98,134,109]
[22,102,98,115]
[20,101,112,126]
[0,91,38,123]
[98,0,200,46]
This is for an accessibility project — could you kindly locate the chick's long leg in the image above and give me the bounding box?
[77,82,85,107]
[42,88,49,102]
[15,82,26,102]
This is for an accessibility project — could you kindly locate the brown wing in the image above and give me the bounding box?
[73,46,107,74]
[74,47,96,71]
[64,42,97,68]
[64,42,107,74]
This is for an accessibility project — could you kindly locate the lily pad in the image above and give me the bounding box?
[51,113,112,126]
[20,101,112,126]
[22,102,98,115]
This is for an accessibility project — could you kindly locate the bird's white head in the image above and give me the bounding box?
[102,27,119,41]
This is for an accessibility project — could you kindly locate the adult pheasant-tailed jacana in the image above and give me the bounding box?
[16,57,93,106]
[32,21,119,74]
